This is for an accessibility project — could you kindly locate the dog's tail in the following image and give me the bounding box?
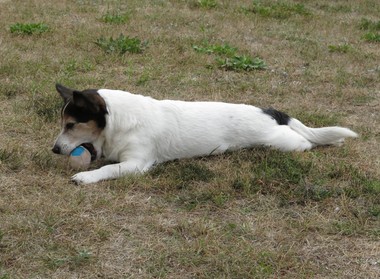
[288,118,358,146]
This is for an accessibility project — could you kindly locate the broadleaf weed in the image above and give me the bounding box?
[95,34,147,54]
[217,55,266,71]
[328,43,353,53]
[196,0,217,9]
[359,18,380,31]
[193,42,266,71]
[101,11,130,24]
[362,32,380,42]
[358,18,380,42]
[247,1,311,19]
[10,22,49,35]
[193,43,237,56]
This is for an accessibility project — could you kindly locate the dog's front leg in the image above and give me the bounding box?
[71,160,151,184]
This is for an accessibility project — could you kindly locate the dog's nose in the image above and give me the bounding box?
[52,145,61,154]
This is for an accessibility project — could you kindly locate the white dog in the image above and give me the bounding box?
[52,84,358,184]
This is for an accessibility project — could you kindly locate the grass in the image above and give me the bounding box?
[9,22,49,35]
[0,0,379,278]
[193,42,266,71]
[95,34,147,54]
[245,0,311,19]
[359,18,380,42]
[359,18,380,31]
[362,32,380,42]
[328,43,353,53]
[192,42,237,56]
[195,0,217,9]
[217,55,266,71]
[101,11,130,24]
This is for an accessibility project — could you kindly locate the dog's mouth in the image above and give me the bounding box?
[81,143,97,161]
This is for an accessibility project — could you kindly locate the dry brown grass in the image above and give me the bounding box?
[0,0,379,278]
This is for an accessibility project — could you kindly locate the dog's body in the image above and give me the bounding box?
[52,84,358,184]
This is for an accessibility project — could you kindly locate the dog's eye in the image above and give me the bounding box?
[65,123,75,130]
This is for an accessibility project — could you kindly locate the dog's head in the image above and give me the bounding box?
[52,84,108,158]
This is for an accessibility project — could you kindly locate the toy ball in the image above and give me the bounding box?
[69,146,91,170]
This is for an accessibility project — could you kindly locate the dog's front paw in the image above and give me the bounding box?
[72,171,101,185]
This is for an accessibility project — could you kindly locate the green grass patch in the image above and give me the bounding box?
[246,1,311,19]
[359,18,380,42]
[10,22,49,35]
[217,55,266,71]
[101,11,130,24]
[359,18,380,31]
[193,42,266,71]
[95,34,147,54]
[194,0,217,9]
[229,148,380,207]
[192,43,237,56]
[328,43,353,53]
[362,32,380,42]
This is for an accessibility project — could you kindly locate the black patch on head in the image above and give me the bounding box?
[262,108,290,125]
[63,89,107,128]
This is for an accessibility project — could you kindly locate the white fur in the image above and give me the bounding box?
[70,89,357,184]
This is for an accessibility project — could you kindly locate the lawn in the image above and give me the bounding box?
[0,0,379,278]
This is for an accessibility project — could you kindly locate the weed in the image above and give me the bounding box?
[359,18,380,31]
[362,32,380,42]
[328,43,353,53]
[247,1,311,19]
[217,55,266,71]
[193,42,266,71]
[195,0,217,9]
[95,34,147,54]
[192,43,237,56]
[358,18,380,42]
[101,11,130,24]
[363,179,380,195]
[9,23,49,35]
[211,192,229,206]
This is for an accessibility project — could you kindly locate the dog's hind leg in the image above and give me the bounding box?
[263,125,314,151]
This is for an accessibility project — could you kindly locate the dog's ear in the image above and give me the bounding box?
[56,84,74,103]
[72,90,107,114]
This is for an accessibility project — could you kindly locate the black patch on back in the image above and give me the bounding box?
[262,108,290,125]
